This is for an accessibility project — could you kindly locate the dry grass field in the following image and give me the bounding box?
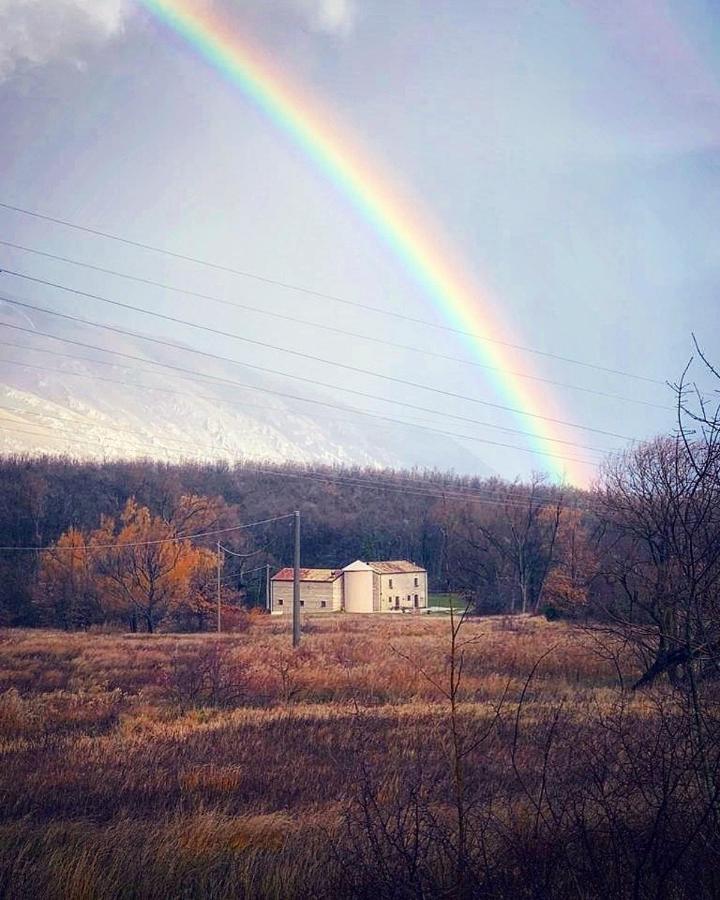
[0,615,716,899]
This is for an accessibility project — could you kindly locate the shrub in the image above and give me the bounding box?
[162,642,247,708]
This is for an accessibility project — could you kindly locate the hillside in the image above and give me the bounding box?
[0,300,491,474]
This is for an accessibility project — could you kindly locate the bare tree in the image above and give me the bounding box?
[592,341,720,691]
[441,476,566,615]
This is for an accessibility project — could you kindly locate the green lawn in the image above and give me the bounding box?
[428,592,470,610]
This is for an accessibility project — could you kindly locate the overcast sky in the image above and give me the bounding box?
[0,0,718,484]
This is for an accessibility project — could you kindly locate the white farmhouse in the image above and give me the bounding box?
[271,559,428,614]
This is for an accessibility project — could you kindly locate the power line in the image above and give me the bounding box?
[0,417,544,509]
[1,338,441,428]
[228,564,268,573]
[0,398,614,518]
[0,391,591,506]
[2,268,641,440]
[218,544,260,558]
[0,291,634,444]
[0,396,278,465]
[0,319,605,463]
[0,355,458,446]
[0,391,584,507]
[0,238,669,410]
[0,336,609,453]
[0,201,664,385]
[219,565,269,584]
[0,333,610,454]
[226,463,595,509]
[0,403,255,458]
[0,415,600,513]
[0,513,295,552]
[0,420,171,457]
[0,380,600,470]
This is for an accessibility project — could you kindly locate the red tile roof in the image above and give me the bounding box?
[271,567,342,583]
[368,560,426,574]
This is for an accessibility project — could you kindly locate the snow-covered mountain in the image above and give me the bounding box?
[0,301,491,475]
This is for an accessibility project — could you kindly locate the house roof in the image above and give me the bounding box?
[368,560,426,575]
[271,567,342,583]
[342,560,374,571]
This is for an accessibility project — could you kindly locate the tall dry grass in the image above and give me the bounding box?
[0,616,717,898]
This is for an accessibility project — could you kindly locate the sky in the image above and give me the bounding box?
[0,0,718,486]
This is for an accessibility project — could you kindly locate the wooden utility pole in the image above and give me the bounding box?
[216,541,222,634]
[265,563,271,611]
[292,509,301,648]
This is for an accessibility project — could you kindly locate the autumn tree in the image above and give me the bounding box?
[89,499,218,632]
[28,490,257,631]
[169,561,244,632]
[35,527,102,629]
[161,493,229,535]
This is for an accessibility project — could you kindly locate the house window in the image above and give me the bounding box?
[414,577,419,587]
[389,578,393,588]
[300,600,305,607]
[320,600,327,608]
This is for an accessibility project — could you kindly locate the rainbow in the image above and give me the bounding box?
[138,0,590,483]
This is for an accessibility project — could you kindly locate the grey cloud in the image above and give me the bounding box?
[288,0,356,36]
[0,0,129,78]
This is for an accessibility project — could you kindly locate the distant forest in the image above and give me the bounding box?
[0,456,549,625]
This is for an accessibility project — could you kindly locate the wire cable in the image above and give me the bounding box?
[0,201,664,385]
[0,322,605,464]
[0,384,600,468]
[218,544,262,558]
[0,357,466,454]
[0,291,634,443]
[0,394,586,506]
[0,336,610,454]
[0,416,600,513]
[0,238,669,409]
[0,513,295,552]
[1,269,642,439]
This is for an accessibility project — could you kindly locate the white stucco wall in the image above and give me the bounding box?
[344,568,374,613]
[271,579,341,613]
[378,571,428,611]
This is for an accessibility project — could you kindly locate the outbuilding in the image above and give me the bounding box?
[270,568,343,613]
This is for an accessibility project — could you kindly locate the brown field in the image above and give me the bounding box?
[0,616,716,899]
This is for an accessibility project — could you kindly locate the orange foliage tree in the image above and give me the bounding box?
[39,497,232,633]
[35,527,102,629]
[90,499,217,633]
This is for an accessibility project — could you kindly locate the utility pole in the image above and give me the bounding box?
[292,509,301,648]
[216,541,222,634]
[265,562,271,612]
